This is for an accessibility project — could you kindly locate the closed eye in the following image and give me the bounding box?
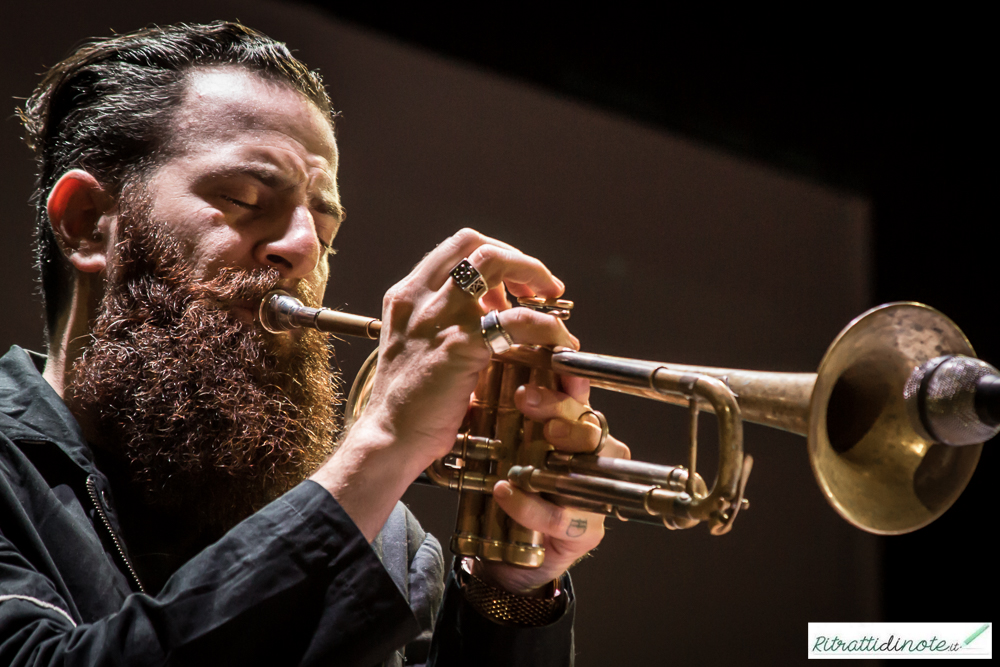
[318,238,338,256]
[221,195,260,210]
[220,194,336,256]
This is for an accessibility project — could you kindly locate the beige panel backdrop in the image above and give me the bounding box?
[2,3,877,665]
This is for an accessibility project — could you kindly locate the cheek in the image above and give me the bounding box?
[302,261,330,305]
[166,206,255,280]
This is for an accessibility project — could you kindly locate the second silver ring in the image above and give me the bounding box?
[481,309,514,354]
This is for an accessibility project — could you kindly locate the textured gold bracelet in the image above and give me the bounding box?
[461,565,563,627]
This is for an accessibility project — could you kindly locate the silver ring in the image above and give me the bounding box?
[449,258,489,300]
[577,409,609,455]
[481,309,513,354]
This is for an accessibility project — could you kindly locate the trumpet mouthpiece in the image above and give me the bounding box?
[259,290,304,333]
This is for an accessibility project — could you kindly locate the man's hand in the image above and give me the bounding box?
[313,228,578,541]
[475,377,631,596]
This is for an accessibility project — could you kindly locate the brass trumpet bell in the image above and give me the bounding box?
[809,302,982,534]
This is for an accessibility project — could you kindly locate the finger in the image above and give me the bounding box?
[514,386,628,457]
[403,228,484,286]
[546,418,630,457]
[552,346,591,403]
[493,481,604,547]
[413,228,522,289]
[466,244,564,299]
[514,385,580,422]
[541,418,629,458]
[545,413,603,454]
[480,284,512,313]
[497,307,579,350]
[558,374,591,404]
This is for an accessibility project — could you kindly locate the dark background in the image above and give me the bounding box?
[300,11,994,361]
[1,4,992,664]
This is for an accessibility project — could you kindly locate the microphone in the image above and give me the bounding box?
[904,355,1000,446]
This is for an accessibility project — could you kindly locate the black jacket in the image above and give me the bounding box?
[0,346,574,666]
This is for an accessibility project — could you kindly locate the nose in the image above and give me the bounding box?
[253,205,322,279]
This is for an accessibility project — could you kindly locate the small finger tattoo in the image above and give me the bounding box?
[566,518,588,537]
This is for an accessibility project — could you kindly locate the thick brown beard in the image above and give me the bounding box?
[67,187,341,544]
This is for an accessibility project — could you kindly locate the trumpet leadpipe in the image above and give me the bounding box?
[259,290,381,339]
[550,349,815,435]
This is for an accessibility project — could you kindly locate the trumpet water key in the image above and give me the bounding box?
[259,291,997,567]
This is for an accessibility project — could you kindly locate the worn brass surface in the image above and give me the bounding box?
[808,303,981,534]
[262,295,987,566]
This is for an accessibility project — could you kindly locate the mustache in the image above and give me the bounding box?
[186,268,323,312]
[106,207,321,317]
[198,267,284,304]
[116,263,320,320]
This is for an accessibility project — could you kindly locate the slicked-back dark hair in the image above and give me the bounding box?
[20,21,333,338]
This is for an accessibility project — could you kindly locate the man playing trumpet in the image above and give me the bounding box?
[0,21,627,666]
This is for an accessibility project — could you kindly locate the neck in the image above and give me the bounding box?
[42,274,104,456]
[43,274,103,433]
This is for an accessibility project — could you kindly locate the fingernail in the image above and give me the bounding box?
[548,420,570,438]
[523,386,541,407]
[494,483,512,500]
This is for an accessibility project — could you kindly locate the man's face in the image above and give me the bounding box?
[135,67,343,315]
[66,68,344,549]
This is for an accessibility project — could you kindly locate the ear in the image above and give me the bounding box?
[46,169,114,274]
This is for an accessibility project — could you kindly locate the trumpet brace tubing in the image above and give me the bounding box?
[505,351,751,535]
[432,345,753,560]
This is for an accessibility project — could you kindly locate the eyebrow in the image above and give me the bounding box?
[206,164,345,223]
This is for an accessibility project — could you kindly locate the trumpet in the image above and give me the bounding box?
[260,291,996,568]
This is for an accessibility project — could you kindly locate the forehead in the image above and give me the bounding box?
[167,67,338,177]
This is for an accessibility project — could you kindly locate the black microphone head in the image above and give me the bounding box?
[904,355,1000,446]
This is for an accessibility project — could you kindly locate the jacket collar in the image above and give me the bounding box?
[0,345,97,473]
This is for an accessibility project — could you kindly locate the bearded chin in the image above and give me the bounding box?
[67,193,341,547]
